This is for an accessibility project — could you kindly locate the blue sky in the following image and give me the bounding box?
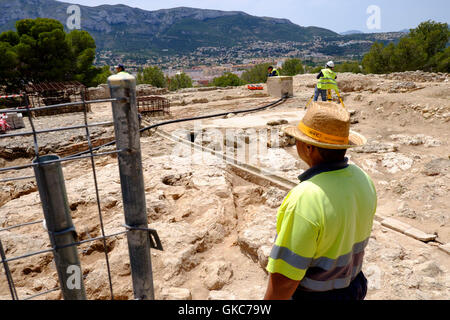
[59,0,449,33]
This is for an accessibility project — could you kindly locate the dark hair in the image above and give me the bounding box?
[316,147,347,163]
[268,66,273,70]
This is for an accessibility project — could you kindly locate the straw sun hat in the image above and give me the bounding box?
[283,102,366,149]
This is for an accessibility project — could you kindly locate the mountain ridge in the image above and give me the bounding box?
[0,0,337,50]
[0,0,406,59]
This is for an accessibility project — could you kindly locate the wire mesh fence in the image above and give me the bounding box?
[0,75,162,300]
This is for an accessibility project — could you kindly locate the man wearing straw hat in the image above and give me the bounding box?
[264,102,377,300]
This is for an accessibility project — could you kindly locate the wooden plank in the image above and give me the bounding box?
[381,218,411,234]
[381,218,437,242]
[404,228,437,242]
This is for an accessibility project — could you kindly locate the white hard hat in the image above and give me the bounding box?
[326,61,335,68]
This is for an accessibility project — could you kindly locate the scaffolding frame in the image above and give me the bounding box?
[137,96,170,116]
[24,81,90,117]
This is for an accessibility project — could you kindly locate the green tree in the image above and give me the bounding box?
[168,73,192,91]
[0,31,19,46]
[0,18,109,91]
[0,42,19,89]
[362,42,394,74]
[334,61,362,73]
[240,63,273,84]
[212,72,243,87]
[91,66,112,85]
[281,58,304,76]
[430,47,450,73]
[137,66,167,88]
[409,21,449,63]
[382,43,397,72]
[13,18,72,83]
[362,20,449,74]
[390,38,427,71]
[67,30,101,87]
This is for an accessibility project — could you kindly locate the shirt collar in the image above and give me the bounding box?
[298,158,349,182]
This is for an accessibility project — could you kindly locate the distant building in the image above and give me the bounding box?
[184,69,204,81]
[196,80,210,86]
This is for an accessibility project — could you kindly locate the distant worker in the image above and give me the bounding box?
[268,66,280,77]
[264,102,377,300]
[314,61,338,102]
[115,64,128,75]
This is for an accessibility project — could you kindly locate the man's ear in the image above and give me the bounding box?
[305,144,314,155]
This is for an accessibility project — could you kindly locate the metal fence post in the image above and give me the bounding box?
[33,155,86,300]
[108,73,155,300]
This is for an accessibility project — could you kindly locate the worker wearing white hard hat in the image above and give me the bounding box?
[313,61,338,102]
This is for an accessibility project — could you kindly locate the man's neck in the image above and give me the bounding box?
[308,159,323,168]
[309,158,346,168]
[299,158,349,182]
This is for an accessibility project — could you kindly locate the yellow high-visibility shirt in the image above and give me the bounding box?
[266,160,377,291]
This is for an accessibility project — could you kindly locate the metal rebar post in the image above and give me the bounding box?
[81,93,114,300]
[0,238,18,300]
[108,73,155,300]
[33,154,86,300]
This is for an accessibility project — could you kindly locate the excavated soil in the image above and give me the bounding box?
[0,71,449,300]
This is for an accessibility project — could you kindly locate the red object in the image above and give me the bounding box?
[0,94,23,99]
[248,84,264,90]
[0,117,10,133]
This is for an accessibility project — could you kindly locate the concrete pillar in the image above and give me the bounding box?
[108,72,155,300]
[267,76,294,98]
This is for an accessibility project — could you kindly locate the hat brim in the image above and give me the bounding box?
[283,126,366,149]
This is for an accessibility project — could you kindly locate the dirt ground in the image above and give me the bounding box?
[0,71,449,300]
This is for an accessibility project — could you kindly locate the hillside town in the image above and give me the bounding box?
[94,38,388,83]
[94,29,408,85]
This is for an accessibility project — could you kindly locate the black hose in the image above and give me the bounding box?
[65,97,287,159]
